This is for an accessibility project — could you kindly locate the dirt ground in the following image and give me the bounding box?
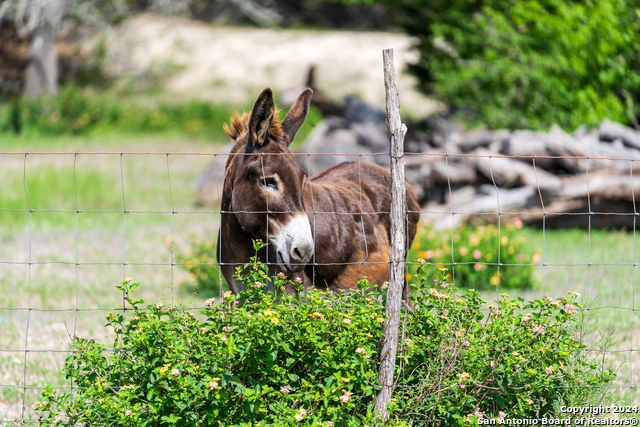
[104,14,441,117]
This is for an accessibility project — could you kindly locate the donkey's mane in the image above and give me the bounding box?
[223,108,284,141]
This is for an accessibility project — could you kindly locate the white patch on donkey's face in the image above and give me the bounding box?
[271,213,314,272]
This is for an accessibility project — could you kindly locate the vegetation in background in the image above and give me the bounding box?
[408,220,539,291]
[37,241,614,426]
[384,0,640,130]
[0,85,321,142]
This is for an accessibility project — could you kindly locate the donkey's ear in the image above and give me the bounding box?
[281,88,313,146]
[248,88,275,147]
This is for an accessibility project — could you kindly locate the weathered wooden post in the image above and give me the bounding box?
[375,48,408,419]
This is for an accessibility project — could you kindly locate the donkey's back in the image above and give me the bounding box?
[301,160,420,291]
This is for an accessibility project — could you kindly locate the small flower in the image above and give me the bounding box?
[125,277,132,282]
[270,317,279,325]
[281,386,291,395]
[405,338,412,345]
[525,398,533,405]
[340,391,353,403]
[221,335,227,342]
[125,410,132,416]
[295,408,307,420]
[328,422,334,427]
[545,366,554,374]
[208,381,218,389]
[171,369,179,377]
[254,281,263,288]
[473,250,482,260]
[343,319,351,325]
[498,411,506,422]
[532,325,545,334]
[475,411,484,420]
[341,377,350,382]
[222,326,230,332]
[155,303,163,309]
[459,382,465,388]
[294,277,303,284]
[277,272,285,279]
[356,347,366,354]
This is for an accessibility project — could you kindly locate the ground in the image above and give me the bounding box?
[103,14,441,117]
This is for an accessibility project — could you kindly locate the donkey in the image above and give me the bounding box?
[217,88,420,295]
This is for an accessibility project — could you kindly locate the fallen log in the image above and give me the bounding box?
[473,148,561,192]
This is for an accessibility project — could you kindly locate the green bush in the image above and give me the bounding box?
[388,0,640,130]
[36,241,613,426]
[408,220,539,291]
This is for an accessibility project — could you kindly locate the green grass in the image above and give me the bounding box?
[0,86,322,150]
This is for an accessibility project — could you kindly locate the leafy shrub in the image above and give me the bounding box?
[408,220,539,290]
[387,0,640,130]
[401,265,614,423]
[37,241,613,426]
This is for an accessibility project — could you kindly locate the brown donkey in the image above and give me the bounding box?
[217,88,420,294]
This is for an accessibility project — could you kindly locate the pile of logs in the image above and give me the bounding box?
[296,94,640,229]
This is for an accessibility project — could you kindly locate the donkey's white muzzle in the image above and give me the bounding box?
[272,214,314,272]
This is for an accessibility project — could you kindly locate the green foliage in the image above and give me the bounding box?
[36,241,613,426]
[0,85,239,139]
[402,267,615,424]
[388,0,640,130]
[408,220,539,290]
[0,85,322,141]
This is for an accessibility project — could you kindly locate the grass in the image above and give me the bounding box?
[0,130,638,421]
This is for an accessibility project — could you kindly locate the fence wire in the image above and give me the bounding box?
[0,150,638,425]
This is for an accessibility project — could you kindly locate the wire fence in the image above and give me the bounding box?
[0,149,639,424]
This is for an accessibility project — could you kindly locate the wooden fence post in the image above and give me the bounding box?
[375,48,408,419]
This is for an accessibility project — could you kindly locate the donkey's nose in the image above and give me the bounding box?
[290,242,313,264]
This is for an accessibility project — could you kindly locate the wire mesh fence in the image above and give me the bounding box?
[0,141,639,426]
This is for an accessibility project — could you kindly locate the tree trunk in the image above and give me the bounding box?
[24,0,69,98]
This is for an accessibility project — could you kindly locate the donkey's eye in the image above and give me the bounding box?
[259,177,279,190]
